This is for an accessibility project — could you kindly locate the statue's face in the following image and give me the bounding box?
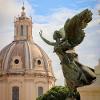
[53,31,62,40]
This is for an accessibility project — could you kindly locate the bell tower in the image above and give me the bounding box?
[14,5,33,41]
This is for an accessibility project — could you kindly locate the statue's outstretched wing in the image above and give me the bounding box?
[64,9,92,47]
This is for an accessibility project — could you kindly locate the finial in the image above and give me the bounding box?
[22,0,25,11]
[20,0,26,17]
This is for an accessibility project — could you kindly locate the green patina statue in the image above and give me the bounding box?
[39,9,96,89]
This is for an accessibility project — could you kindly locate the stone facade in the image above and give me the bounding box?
[0,6,55,100]
[0,74,55,100]
[77,59,100,100]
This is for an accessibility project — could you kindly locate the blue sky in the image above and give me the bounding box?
[28,0,97,15]
[0,0,100,85]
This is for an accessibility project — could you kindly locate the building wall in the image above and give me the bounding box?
[0,79,8,100]
[78,86,100,100]
[0,75,54,100]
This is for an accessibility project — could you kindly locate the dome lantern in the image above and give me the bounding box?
[14,5,33,41]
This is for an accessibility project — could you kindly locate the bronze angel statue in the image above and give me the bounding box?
[39,9,96,89]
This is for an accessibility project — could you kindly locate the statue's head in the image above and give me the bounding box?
[53,30,62,40]
[79,9,92,29]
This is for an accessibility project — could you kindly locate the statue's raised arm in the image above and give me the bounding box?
[39,30,56,46]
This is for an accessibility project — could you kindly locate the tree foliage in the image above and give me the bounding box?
[36,86,80,100]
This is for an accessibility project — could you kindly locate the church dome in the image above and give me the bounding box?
[0,40,54,76]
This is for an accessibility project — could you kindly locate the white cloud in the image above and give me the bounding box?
[0,0,33,33]
[96,4,100,10]
[0,0,33,48]
[54,69,64,86]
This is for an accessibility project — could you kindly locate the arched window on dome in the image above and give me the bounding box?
[26,25,28,35]
[20,25,23,36]
[25,25,28,36]
[20,25,28,36]
[12,86,19,100]
[38,87,43,97]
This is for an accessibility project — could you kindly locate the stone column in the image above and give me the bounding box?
[77,59,100,100]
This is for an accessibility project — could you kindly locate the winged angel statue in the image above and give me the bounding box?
[39,9,96,89]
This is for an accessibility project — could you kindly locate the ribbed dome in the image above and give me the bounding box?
[0,40,54,77]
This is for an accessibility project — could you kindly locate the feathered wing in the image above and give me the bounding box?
[64,9,92,47]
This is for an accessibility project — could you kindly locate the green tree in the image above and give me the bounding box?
[36,86,80,100]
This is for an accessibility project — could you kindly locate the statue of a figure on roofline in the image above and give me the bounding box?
[39,9,96,90]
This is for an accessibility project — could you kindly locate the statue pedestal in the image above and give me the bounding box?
[77,59,100,100]
[77,82,100,100]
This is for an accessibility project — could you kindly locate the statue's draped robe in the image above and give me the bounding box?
[54,45,96,89]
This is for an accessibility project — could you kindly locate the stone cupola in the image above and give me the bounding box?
[14,5,32,41]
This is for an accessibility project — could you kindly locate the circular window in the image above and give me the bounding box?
[37,60,41,65]
[14,59,19,64]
